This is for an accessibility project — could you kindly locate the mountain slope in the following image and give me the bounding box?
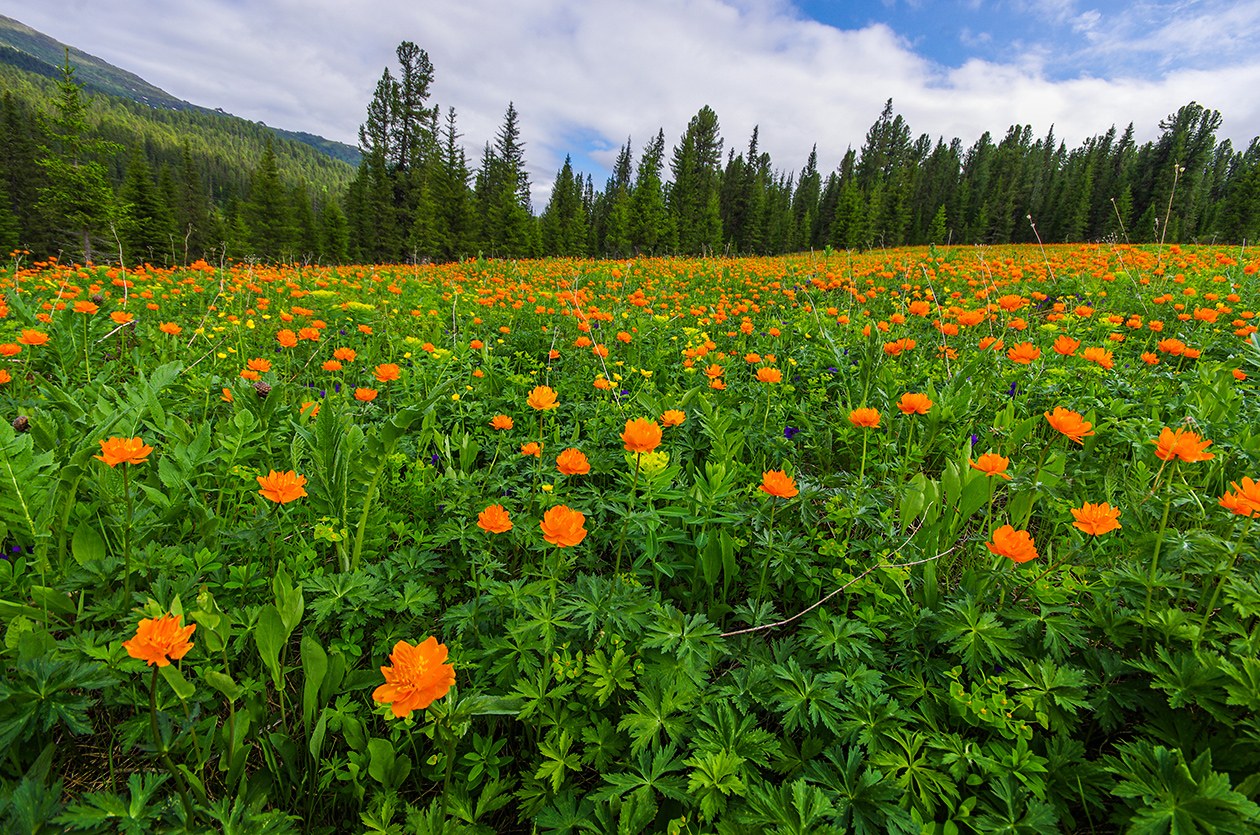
[0,14,361,166]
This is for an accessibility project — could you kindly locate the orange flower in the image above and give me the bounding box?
[755,367,782,383]
[1007,342,1040,364]
[95,437,153,467]
[704,363,724,378]
[1157,338,1186,356]
[257,470,308,503]
[110,311,134,325]
[1219,478,1260,516]
[322,360,342,371]
[849,408,880,428]
[239,368,261,381]
[897,393,932,415]
[374,363,401,383]
[1152,427,1214,463]
[355,388,378,402]
[1141,352,1159,365]
[477,504,513,533]
[1070,502,1122,535]
[1044,407,1095,444]
[301,401,321,418]
[17,329,49,346]
[0,343,20,357]
[744,352,762,364]
[556,448,591,475]
[74,300,99,314]
[1080,346,1114,369]
[246,357,272,372]
[221,387,233,402]
[986,525,1038,563]
[970,452,1013,480]
[490,414,514,431]
[709,378,726,390]
[0,369,10,385]
[760,470,799,498]
[333,347,357,362]
[297,327,320,341]
[276,329,297,348]
[527,385,558,411]
[661,409,686,427]
[521,441,543,457]
[1233,369,1247,381]
[372,636,455,719]
[540,505,587,547]
[621,418,662,453]
[122,613,196,667]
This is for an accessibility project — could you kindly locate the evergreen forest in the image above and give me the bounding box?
[2,40,1260,267]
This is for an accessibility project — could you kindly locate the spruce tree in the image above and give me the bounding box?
[118,145,171,266]
[319,193,350,263]
[37,52,117,263]
[244,137,295,260]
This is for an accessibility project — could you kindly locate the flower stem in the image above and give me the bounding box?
[122,464,133,602]
[614,454,640,576]
[757,501,778,606]
[1196,515,1245,645]
[1141,468,1176,633]
[149,667,196,823]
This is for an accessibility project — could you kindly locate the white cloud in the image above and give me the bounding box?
[4,0,1259,208]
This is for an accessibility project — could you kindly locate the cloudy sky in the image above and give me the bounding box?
[5,0,1260,205]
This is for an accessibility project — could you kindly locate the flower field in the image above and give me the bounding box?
[1,242,1259,833]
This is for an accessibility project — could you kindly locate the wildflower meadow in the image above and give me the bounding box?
[1,242,1259,834]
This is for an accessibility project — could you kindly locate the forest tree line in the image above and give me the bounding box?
[3,45,1260,267]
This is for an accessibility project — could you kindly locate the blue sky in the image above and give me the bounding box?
[4,0,1259,205]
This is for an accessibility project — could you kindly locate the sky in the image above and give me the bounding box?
[5,0,1260,206]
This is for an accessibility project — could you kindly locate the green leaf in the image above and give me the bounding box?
[159,664,196,700]
[71,523,107,566]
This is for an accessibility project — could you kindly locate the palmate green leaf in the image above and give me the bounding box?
[936,596,1020,675]
[686,748,747,819]
[581,647,636,706]
[1007,658,1091,733]
[55,772,169,833]
[534,729,582,793]
[869,728,960,818]
[616,679,694,756]
[802,746,918,835]
[771,657,845,735]
[1107,743,1260,835]
[741,778,837,835]
[590,742,688,805]
[535,790,592,835]
[1128,647,1233,722]
[692,701,781,772]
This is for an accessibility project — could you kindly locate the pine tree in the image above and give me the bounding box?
[629,129,671,253]
[174,141,210,263]
[118,145,171,266]
[540,156,588,256]
[290,182,320,259]
[319,193,350,263]
[244,137,295,260]
[37,52,117,263]
[668,106,723,254]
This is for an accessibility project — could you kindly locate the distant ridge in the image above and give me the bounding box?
[0,13,361,167]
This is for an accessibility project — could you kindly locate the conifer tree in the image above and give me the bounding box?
[629,129,671,253]
[319,191,350,263]
[245,137,295,260]
[37,52,117,263]
[668,106,723,254]
[118,145,171,265]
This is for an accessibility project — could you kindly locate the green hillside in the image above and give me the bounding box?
[0,13,360,167]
